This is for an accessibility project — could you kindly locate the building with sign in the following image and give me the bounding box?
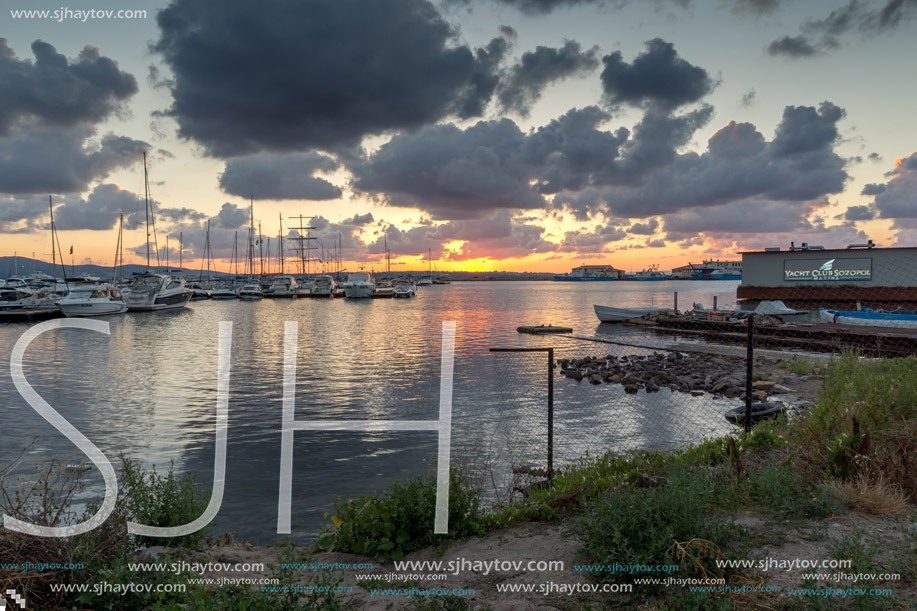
[737,243,917,305]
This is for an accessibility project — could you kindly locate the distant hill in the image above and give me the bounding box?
[0,255,199,280]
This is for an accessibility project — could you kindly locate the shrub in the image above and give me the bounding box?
[319,468,487,562]
[578,470,743,584]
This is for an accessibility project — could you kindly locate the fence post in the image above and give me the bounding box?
[673,291,678,312]
[744,314,755,434]
[547,347,554,480]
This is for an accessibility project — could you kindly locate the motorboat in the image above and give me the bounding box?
[310,275,335,297]
[264,275,298,298]
[393,278,414,297]
[818,308,917,329]
[187,282,212,300]
[210,285,238,300]
[124,273,193,311]
[58,280,127,317]
[0,289,38,311]
[343,272,374,299]
[594,304,674,322]
[237,283,264,300]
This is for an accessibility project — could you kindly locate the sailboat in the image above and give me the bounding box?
[237,196,264,300]
[124,153,194,311]
[417,248,434,286]
[59,212,128,317]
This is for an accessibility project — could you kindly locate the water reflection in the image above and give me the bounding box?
[0,280,740,542]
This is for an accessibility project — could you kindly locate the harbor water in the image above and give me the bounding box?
[0,280,740,542]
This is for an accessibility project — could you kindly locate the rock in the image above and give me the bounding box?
[646,383,660,393]
[606,373,623,383]
[690,390,705,397]
[622,372,642,384]
[569,370,584,381]
[753,390,768,401]
[129,546,172,562]
[752,381,775,390]
[589,373,603,385]
[623,384,640,394]
[723,386,743,399]
[769,384,792,394]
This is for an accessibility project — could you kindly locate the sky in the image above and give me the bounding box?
[1,0,916,274]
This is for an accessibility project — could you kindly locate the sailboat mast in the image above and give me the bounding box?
[143,152,151,268]
[249,196,255,278]
[279,213,284,274]
[49,196,56,272]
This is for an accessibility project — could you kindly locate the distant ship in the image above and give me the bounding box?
[690,259,742,280]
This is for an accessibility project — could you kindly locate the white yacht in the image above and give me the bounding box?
[343,272,374,299]
[265,275,297,298]
[393,278,414,298]
[237,283,264,300]
[124,273,193,311]
[310,275,335,297]
[58,278,127,317]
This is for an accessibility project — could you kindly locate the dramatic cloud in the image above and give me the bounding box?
[741,88,757,107]
[768,0,917,58]
[561,102,848,219]
[600,39,714,110]
[0,39,138,135]
[498,41,600,115]
[53,183,145,231]
[152,0,511,156]
[557,223,627,254]
[213,202,249,230]
[627,218,658,234]
[219,153,343,200]
[868,152,917,220]
[352,107,640,220]
[766,35,820,58]
[0,125,149,195]
[843,204,876,221]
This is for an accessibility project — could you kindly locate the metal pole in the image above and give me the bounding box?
[713,296,718,311]
[744,314,755,434]
[674,291,678,312]
[547,347,554,480]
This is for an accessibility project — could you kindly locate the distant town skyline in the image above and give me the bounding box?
[2,0,915,273]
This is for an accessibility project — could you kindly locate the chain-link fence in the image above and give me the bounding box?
[488,248,917,501]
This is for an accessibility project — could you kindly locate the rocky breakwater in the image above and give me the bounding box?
[557,352,794,401]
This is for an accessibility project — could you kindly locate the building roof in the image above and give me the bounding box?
[739,246,917,255]
[573,264,624,270]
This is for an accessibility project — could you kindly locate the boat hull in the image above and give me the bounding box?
[344,285,374,299]
[818,309,917,328]
[59,301,128,317]
[553,276,618,281]
[594,304,674,322]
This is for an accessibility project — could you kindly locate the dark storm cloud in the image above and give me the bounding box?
[843,204,876,221]
[0,39,138,135]
[0,194,56,232]
[557,223,627,254]
[867,152,917,219]
[732,0,779,15]
[570,103,848,219]
[152,0,511,156]
[600,39,715,110]
[53,183,145,231]
[213,203,249,230]
[861,183,886,195]
[497,41,600,115]
[766,35,820,58]
[0,125,149,195]
[627,218,658,234]
[219,153,343,201]
[352,107,639,220]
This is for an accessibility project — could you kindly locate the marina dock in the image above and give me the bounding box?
[0,307,63,323]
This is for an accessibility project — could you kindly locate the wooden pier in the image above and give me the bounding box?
[0,307,63,324]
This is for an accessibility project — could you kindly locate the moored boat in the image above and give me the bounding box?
[343,272,374,299]
[310,275,335,297]
[237,283,264,300]
[393,278,414,297]
[818,308,917,329]
[124,273,193,311]
[264,275,298,298]
[594,304,674,322]
[58,280,127,317]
